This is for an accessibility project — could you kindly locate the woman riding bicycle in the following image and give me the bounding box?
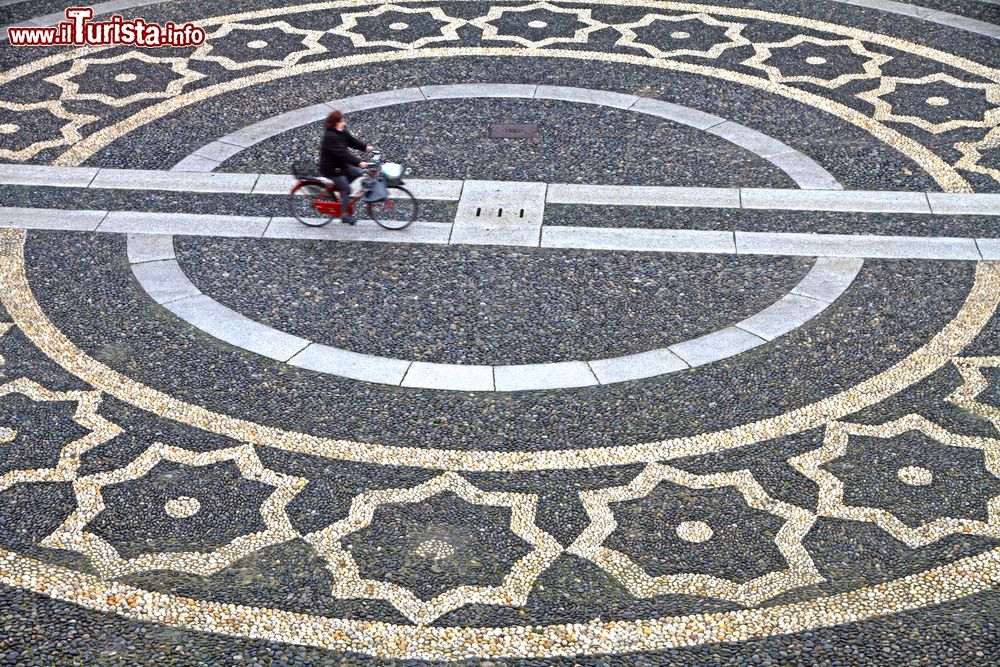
[319,110,375,225]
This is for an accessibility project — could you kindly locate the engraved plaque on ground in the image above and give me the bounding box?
[489,123,538,139]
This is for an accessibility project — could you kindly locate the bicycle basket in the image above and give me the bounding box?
[380,162,404,186]
[291,159,319,180]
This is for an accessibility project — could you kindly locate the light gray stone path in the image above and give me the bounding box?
[175,85,842,190]
[119,227,867,391]
[5,164,998,217]
[5,206,997,261]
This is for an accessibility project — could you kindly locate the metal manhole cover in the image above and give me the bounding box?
[489,122,538,139]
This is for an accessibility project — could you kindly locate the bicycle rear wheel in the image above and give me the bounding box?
[366,186,418,230]
[288,181,336,227]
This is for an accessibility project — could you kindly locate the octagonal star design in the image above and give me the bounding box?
[948,356,1000,431]
[568,464,821,606]
[857,72,1000,134]
[39,442,308,578]
[0,100,98,161]
[612,12,749,60]
[303,472,563,625]
[955,127,1000,184]
[470,1,606,48]
[43,51,206,107]
[742,35,891,89]
[0,378,122,493]
[789,416,1000,548]
[330,3,466,50]
[191,21,327,70]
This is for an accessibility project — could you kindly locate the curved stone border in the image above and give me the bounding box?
[174,84,843,191]
[126,233,863,391]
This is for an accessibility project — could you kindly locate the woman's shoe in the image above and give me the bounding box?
[341,214,357,225]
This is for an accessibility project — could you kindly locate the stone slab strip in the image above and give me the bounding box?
[125,233,175,264]
[978,239,1000,260]
[0,207,106,231]
[263,217,453,244]
[542,226,736,254]
[129,260,201,305]
[588,349,689,385]
[401,362,495,391]
[99,211,270,237]
[790,257,865,302]
[926,193,1000,216]
[422,83,537,99]
[535,85,639,109]
[91,169,260,193]
[736,231,982,260]
[287,343,411,385]
[546,184,741,208]
[0,163,98,187]
[736,293,830,341]
[494,361,599,392]
[163,294,309,362]
[3,164,998,215]
[741,188,932,214]
[669,327,767,367]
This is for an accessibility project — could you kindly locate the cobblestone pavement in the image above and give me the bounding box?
[1,0,999,664]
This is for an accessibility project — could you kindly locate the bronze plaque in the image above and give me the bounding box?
[489,123,538,139]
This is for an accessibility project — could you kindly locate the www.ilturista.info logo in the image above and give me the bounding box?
[7,8,206,47]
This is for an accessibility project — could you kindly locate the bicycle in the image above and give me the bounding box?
[287,152,418,230]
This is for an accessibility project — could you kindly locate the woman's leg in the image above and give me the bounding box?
[331,174,354,223]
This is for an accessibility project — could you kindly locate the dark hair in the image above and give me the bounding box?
[325,110,344,129]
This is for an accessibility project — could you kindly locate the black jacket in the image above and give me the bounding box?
[319,127,366,177]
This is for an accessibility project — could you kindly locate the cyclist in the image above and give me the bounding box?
[319,110,375,225]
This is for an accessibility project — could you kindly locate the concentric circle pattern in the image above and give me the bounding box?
[1,0,999,664]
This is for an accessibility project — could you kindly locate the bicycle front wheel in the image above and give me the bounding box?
[366,186,418,230]
[288,181,336,227]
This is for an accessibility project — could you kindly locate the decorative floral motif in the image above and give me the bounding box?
[303,472,562,625]
[948,356,1000,431]
[330,3,466,50]
[790,416,1000,548]
[0,378,121,492]
[568,464,821,605]
[743,35,891,89]
[612,12,749,60]
[0,101,98,161]
[43,51,206,107]
[858,72,1000,134]
[191,21,327,70]
[470,1,605,48]
[40,442,308,578]
[955,127,1000,184]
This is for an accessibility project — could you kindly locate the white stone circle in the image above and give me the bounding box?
[528,20,549,29]
[670,31,691,39]
[114,72,137,83]
[164,496,202,518]
[246,40,269,49]
[0,124,20,134]
[806,56,828,65]
[0,426,16,443]
[389,22,409,31]
[675,520,713,543]
[926,96,950,106]
[897,466,934,486]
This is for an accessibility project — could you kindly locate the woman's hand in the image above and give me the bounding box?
[359,161,369,168]
[366,145,375,152]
